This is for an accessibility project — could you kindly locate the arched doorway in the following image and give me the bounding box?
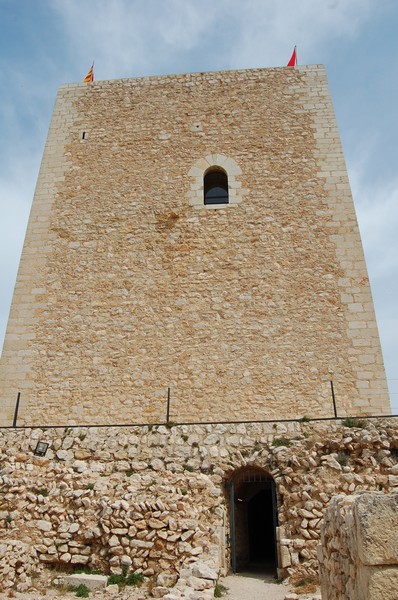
[227,467,278,574]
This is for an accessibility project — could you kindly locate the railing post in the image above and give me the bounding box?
[12,392,21,427]
[166,387,171,423]
[330,380,337,418]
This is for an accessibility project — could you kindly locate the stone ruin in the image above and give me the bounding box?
[319,492,398,599]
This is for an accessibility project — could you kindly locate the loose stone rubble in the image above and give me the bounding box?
[1,418,398,597]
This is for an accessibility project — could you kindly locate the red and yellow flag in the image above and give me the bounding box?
[287,47,297,67]
[83,63,94,82]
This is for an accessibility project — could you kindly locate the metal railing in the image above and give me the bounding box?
[4,382,397,429]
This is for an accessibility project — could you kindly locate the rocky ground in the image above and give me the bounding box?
[0,583,322,600]
[0,570,322,600]
[221,573,321,600]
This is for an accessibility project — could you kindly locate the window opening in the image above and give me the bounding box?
[188,154,244,209]
[204,169,229,205]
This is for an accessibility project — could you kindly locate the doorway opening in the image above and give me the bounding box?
[227,467,278,574]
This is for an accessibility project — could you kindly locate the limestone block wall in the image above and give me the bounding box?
[319,492,398,600]
[0,87,81,426]
[0,65,389,426]
[1,418,398,596]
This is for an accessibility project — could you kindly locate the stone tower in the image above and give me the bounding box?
[0,64,390,426]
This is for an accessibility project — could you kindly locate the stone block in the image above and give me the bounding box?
[157,573,178,587]
[279,545,291,568]
[64,574,108,591]
[357,566,398,600]
[152,586,170,598]
[191,562,217,580]
[70,554,89,564]
[355,493,398,565]
[37,520,52,532]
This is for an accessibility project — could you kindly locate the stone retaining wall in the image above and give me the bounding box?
[1,418,398,596]
[318,492,398,599]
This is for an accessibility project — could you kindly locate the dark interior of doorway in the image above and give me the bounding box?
[234,478,277,574]
[248,488,275,566]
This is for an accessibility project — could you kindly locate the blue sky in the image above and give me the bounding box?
[1,0,397,412]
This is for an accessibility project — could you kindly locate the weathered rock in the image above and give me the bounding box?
[148,518,167,529]
[56,449,73,461]
[70,554,90,564]
[152,586,170,598]
[157,573,178,587]
[319,492,398,600]
[109,535,119,547]
[191,562,217,580]
[187,575,213,590]
[63,573,108,591]
[37,520,52,532]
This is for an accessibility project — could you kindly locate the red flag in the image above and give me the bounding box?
[83,63,94,82]
[287,47,297,67]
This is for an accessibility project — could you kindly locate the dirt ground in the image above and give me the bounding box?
[221,572,291,599]
[220,572,321,600]
[0,572,322,600]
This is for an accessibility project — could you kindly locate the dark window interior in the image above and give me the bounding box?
[204,169,229,205]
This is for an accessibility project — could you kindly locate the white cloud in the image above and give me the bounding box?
[52,0,224,77]
[51,0,384,77]
[226,0,377,67]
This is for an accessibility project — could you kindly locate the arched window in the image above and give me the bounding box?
[188,154,245,210]
[204,168,229,205]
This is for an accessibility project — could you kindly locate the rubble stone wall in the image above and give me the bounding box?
[1,419,398,597]
[319,492,398,600]
[0,64,390,426]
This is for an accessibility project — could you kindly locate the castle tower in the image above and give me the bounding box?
[0,65,390,426]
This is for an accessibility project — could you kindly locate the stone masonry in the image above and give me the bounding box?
[1,418,398,597]
[319,492,398,599]
[0,64,390,426]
